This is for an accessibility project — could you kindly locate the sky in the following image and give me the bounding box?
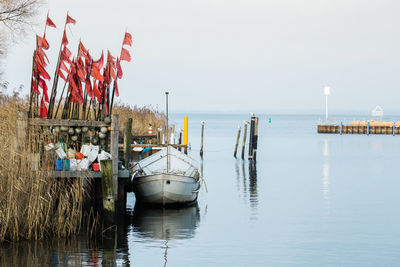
[3,0,400,114]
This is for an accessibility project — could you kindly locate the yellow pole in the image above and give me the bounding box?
[184,116,188,154]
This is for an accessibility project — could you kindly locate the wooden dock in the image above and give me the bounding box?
[318,122,400,135]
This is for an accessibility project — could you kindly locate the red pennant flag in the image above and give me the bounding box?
[31,78,40,94]
[37,35,49,50]
[68,75,78,93]
[120,48,131,62]
[59,61,72,77]
[93,51,104,70]
[38,49,49,65]
[46,15,56,28]
[58,69,68,82]
[35,52,47,68]
[37,64,50,80]
[114,79,119,97]
[116,59,123,79]
[92,66,104,82]
[93,81,101,102]
[62,30,68,46]
[85,77,93,99]
[62,46,72,59]
[109,65,116,80]
[66,14,76,25]
[78,41,88,58]
[40,97,48,118]
[123,32,132,46]
[38,78,49,103]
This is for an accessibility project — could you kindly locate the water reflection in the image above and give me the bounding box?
[132,204,200,240]
[234,161,258,217]
[322,139,330,212]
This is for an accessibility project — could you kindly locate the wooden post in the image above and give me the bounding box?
[178,130,182,151]
[200,121,204,157]
[248,115,255,160]
[101,160,114,213]
[111,114,119,201]
[241,121,248,160]
[15,111,28,151]
[124,118,132,167]
[234,126,241,158]
[252,117,259,161]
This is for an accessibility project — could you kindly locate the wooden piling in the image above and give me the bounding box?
[241,121,248,160]
[234,126,241,158]
[101,159,115,213]
[251,117,259,161]
[111,115,119,201]
[200,121,204,157]
[248,116,255,160]
[123,118,132,167]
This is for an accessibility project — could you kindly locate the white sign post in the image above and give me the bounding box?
[324,86,330,122]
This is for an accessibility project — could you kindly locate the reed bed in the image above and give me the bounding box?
[0,91,165,242]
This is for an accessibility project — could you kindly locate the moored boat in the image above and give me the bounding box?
[131,146,201,206]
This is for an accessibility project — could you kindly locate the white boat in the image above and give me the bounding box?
[131,146,201,206]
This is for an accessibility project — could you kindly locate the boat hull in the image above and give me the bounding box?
[132,173,200,206]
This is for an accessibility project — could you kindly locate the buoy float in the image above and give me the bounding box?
[148,124,152,135]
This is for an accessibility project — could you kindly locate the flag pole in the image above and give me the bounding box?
[48,13,68,118]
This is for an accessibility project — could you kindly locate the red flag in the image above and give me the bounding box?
[37,35,49,50]
[38,49,49,65]
[116,59,123,79]
[37,64,50,80]
[123,32,132,46]
[93,51,104,70]
[66,14,76,25]
[62,29,68,46]
[62,46,72,59]
[93,81,101,102]
[120,48,131,62]
[35,52,47,68]
[58,69,68,82]
[92,66,104,82]
[46,15,56,28]
[59,61,72,77]
[31,78,40,94]
[85,77,93,99]
[68,75,78,94]
[40,98,48,118]
[38,78,49,102]
[109,65,116,81]
[114,79,119,97]
[78,41,88,58]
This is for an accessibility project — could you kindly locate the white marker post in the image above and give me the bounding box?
[324,86,330,122]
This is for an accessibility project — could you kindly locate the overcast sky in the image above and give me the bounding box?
[3,0,400,114]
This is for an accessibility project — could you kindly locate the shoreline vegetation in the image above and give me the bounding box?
[0,90,165,242]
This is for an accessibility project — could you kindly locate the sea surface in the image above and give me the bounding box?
[2,113,400,266]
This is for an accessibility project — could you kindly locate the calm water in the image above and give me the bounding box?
[2,113,400,266]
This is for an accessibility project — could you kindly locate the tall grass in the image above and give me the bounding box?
[0,91,164,242]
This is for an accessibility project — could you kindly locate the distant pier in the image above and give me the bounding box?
[318,121,400,135]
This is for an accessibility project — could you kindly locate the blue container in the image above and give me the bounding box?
[55,159,63,171]
[63,159,70,171]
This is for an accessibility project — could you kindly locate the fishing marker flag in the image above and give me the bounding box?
[46,15,56,28]
[123,32,133,46]
[120,47,131,62]
[66,14,76,25]
[62,29,68,46]
[40,97,48,118]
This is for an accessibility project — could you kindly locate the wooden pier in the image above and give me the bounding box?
[19,111,188,217]
[318,121,400,135]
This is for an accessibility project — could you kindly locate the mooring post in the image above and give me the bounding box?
[184,116,188,154]
[111,114,119,201]
[234,126,241,158]
[393,121,396,136]
[251,117,259,161]
[340,121,343,135]
[248,115,256,160]
[178,129,183,151]
[124,118,132,167]
[101,159,115,213]
[241,121,248,160]
[200,121,204,157]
